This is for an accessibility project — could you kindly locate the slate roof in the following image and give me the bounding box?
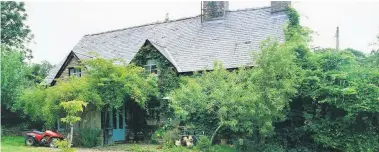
[43,6,288,85]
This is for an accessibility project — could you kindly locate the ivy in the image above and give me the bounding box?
[17,56,157,126]
[132,43,180,98]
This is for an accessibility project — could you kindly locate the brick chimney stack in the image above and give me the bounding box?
[201,1,229,22]
[271,1,291,13]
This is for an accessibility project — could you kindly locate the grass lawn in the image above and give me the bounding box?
[1,136,55,152]
[1,136,236,152]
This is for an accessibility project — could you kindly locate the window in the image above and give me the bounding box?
[144,59,158,75]
[68,67,81,77]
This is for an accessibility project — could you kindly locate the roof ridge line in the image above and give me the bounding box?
[85,15,200,37]
[227,6,270,12]
[83,6,271,37]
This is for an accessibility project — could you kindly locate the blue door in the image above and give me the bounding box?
[111,104,126,142]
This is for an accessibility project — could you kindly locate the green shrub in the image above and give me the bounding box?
[151,128,164,143]
[162,128,180,148]
[195,136,212,151]
[233,138,286,152]
[77,128,101,147]
[56,139,76,152]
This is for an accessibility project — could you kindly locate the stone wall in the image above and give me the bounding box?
[56,55,81,82]
[202,1,229,21]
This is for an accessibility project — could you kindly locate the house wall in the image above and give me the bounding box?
[57,55,81,81]
[79,105,102,129]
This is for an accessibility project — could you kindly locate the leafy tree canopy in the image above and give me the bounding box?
[170,35,300,143]
[1,1,34,58]
[16,56,158,126]
[1,48,29,109]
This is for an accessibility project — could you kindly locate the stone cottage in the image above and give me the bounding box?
[43,1,290,145]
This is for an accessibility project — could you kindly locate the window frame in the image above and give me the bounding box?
[144,59,158,75]
[68,67,81,77]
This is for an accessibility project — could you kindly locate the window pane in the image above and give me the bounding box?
[150,60,157,65]
[151,65,157,69]
[144,66,148,70]
[77,69,81,77]
[152,69,158,74]
[146,59,157,65]
[69,68,75,76]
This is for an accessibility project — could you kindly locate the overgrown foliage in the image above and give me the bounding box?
[1,1,52,128]
[270,8,379,152]
[83,56,157,109]
[1,49,53,128]
[27,61,54,83]
[1,1,34,58]
[17,56,157,127]
[1,49,29,109]
[76,128,102,148]
[168,7,379,151]
[132,43,179,98]
[60,100,88,148]
[56,139,76,152]
[132,43,180,124]
[169,34,299,144]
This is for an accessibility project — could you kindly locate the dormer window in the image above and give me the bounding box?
[144,59,158,75]
[69,67,81,77]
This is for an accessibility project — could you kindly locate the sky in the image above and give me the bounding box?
[24,1,379,65]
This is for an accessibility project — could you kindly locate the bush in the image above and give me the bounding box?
[233,138,285,152]
[162,128,180,148]
[56,139,76,152]
[77,128,101,147]
[195,136,212,151]
[151,128,164,144]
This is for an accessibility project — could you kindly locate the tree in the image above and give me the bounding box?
[170,63,255,143]
[82,55,157,109]
[17,56,157,127]
[1,1,34,58]
[294,50,379,151]
[1,48,29,109]
[268,8,379,151]
[27,60,54,83]
[60,100,88,147]
[170,36,299,144]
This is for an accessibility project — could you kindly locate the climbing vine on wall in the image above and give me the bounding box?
[132,43,180,116]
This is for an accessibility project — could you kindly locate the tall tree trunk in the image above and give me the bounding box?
[211,124,223,145]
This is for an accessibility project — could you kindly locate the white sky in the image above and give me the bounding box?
[25,1,379,64]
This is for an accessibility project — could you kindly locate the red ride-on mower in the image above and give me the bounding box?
[24,129,65,148]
